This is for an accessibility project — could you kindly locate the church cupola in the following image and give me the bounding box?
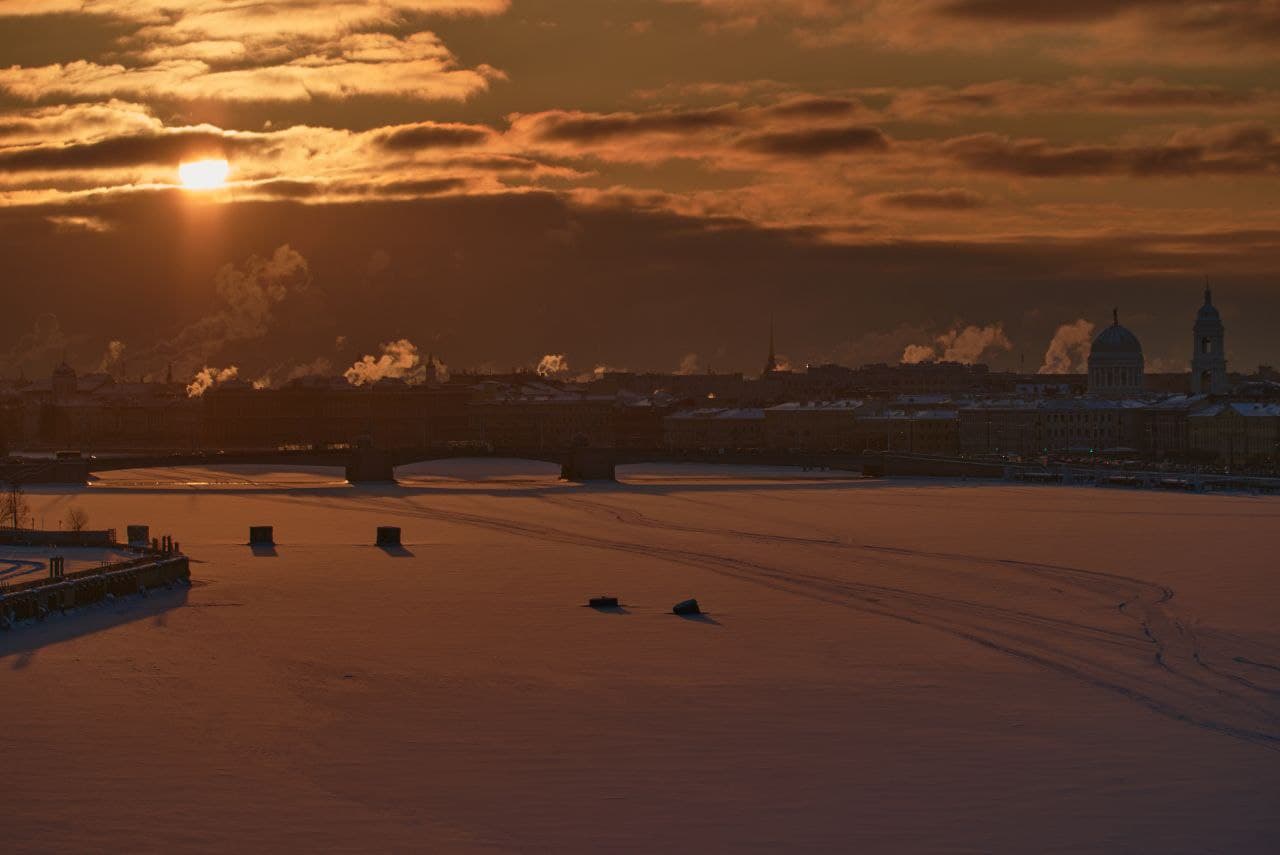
[1087,308,1145,397]
[51,358,78,398]
[1190,284,1227,395]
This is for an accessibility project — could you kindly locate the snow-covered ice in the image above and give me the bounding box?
[2,462,1277,853]
[0,544,135,585]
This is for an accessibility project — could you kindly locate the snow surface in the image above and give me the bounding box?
[0,545,135,585]
[2,462,1278,853]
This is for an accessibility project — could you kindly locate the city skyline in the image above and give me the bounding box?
[0,279,1261,387]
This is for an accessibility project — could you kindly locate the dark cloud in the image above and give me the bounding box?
[528,108,742,143]
[736,125,889,156]
[1091,81,1263,110]
[446,155,540,172]
[374,123,493,150]
[943,128,1280,177]
[766,97,860,118]
[0,130,267,172]
[872,79,1279,119]
[375,177,470,195]
[938,0,1280,46]
[872,188,986,210]
[0,119,40,138]
[252,179,324,198]
[938,0,1177,23]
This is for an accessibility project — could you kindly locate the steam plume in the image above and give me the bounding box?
[138,245,309,377]
[1,313,71,375]
[536,353,569,378]
[1038,320,1095,373]
[675,353,700,375]
[345,339,421,386]
[902,323,1012,365]
[186,365,239,397]
[98,340,126,375]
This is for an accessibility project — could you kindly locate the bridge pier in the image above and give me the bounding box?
[346,446,396,483]
[561,447,616,482]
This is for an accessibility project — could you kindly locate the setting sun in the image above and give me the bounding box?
[178,158,230,190]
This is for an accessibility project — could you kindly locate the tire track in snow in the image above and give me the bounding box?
[266,491,1280,749]
[555,494,1280,729]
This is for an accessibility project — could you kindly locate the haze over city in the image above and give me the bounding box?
[2,3,1278,853]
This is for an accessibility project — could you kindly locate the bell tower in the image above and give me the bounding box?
[1190,285,1227,395]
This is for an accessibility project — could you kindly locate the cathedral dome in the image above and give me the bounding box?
[1091,320,1142,356]
[1087,309,1144,397]
[51,359,78,397]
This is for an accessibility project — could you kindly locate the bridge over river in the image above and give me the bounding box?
[2,447,869,485]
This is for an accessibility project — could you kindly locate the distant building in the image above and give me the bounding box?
[664,408,766,451]
[1188,402,1280,466]
[469,394,616,450]
[764,400,867,451]
[613,397,672,449]
[1144,395,1211,458]
[1190,287,1228,395]
[1087,310,1144,397]
[51,360,77,399]
[203,380,472,449]
[856,410,960,456]
[959,399,1148,457]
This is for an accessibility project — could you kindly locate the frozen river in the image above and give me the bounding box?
[2,462,1278,853]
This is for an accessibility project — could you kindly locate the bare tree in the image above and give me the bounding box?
[65,505,89,532]
[2,481,29,530]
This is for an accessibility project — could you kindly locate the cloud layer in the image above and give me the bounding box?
[1,0,1278,375]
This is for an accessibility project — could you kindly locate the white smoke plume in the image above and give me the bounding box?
[1,313,71,375]
[536,353,570,378]
[345,339,422,386]
[287,356,334,382]
[575,364,623,382]
[186,365,239,398]
[902,323,1013,365]
[1038,320,1095,374]
[675,353,700,375]
[900,344,936,364]
[139,245,310,376]
[98,340,126,375]
[250,355,340,390]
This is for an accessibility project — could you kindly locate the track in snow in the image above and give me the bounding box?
[261,490,1280,750]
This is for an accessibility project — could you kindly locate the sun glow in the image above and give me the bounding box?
[178,159,230,190]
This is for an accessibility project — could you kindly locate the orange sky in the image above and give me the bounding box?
[2,1,1278,379]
